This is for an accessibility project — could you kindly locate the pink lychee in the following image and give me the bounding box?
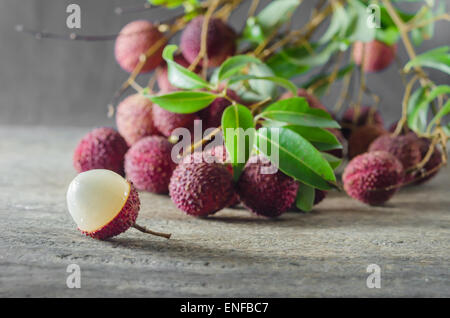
[353,40,397,73]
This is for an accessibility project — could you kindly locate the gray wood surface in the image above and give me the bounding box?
[0,126,449,297]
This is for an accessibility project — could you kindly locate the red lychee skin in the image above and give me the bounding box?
[412,137,443,185]
[115,20,165,73]
[348,124,387,159]
[81,182,140,240]
[326,128,345,159]
[199,90,240,129]
[353,40,397,73]
[156,54,202,93]
[152,105,200,137]
[73,127,129,176]
[125,136,177,194]
[169,161,234,217]
[280,88,329,112]
[237,156,299,217]
[343,151,404,205]
[369,133,421,182]
[116,94,159,146]
[341,106,384,139]
[180,16,236,68]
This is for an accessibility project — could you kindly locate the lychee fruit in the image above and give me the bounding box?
[152,104,200,137]
[180,16,236,68]
[124,136,177,194]
[369,133,421,182]
[156,53,202,93]
[341,106,384,139]
[412,137,443,185]
[66,169,170,240]
[169,161,235,217]
[115,20,166,73]
[116,93,159,146]
[343,151,404,205]
[280,88,329,112]
[73,127,128,175]
[237,155,299,217]
[348,124,387,159]
[353,40,397,73]
[199,90,240,129]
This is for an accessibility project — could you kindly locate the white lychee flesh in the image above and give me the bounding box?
[66,169,130,233]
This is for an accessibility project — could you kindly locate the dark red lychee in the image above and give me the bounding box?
[353,40,397,73]
[199,90,240,129]
[73,127,128,175]
[369,133,421,182]
[412,137,443,185]
[169,161,235,217]
[343,151,404,205]
[152,104,200,137]
[180,16,236,67]
[115,20,166,73]
[116,93,159,146]
[237,156,299,217]
[348,124,387,159]
[124,136,176,194]
[156,53,202,92]
[341,106,384,139]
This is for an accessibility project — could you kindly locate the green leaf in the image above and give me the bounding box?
[255,127,336,190]
[260,97,340,128]
[428,99,450,131]
[346,0,376,42]
[222,104,255,180]
[284,125,342,150]
[162,45,212,90]
[407,86,428,132]
[319,2,349,44]
[302,63,355,97]
[256,0,300,32]
[227,74,297,95]
[321,152,342,170]
[404,46,450,75]
[295,183,315,212]
[242,17,266,44]
[217,55,262,82]
[148,91,217,113]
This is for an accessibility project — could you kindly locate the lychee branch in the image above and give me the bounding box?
[132,223,171,239]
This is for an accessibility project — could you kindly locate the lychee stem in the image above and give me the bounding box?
[132,223,171,239]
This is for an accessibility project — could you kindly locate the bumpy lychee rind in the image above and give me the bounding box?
[180,16,236,67]
[353,40,397,73]
[116,94,159,146]
[156,54,202,93]
[73,127,129,176]
[125,136,176,194]
[152,105,199,137]
[169,161,234,217]
[115,20,165,73]
[343,151,404,205]
[81,182,140,240]
[412,137,443,185]
[341,106,384,139]
[348,124,387,159]
[237,156,299,217]
[369,133,421,182]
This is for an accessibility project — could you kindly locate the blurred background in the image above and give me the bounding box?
[0,0,448,127]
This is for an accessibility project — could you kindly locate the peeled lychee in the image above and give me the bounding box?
[180,16,236,68]
[341,106,384,139]
[156,53,202,92]
[73,127,128,175]
[237,156,299,217]
[66,169,170,240]
[152,105,200,137]
[115,20,165,73]
[348,124,387,159]
[353,40,397,73]
[343,151,404,205]
[116,93,159,146]
[369,133,421,182]
[199,90,239,129]
[280,88,329,112]
[169,161,235,217]
[124,136,177,194]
